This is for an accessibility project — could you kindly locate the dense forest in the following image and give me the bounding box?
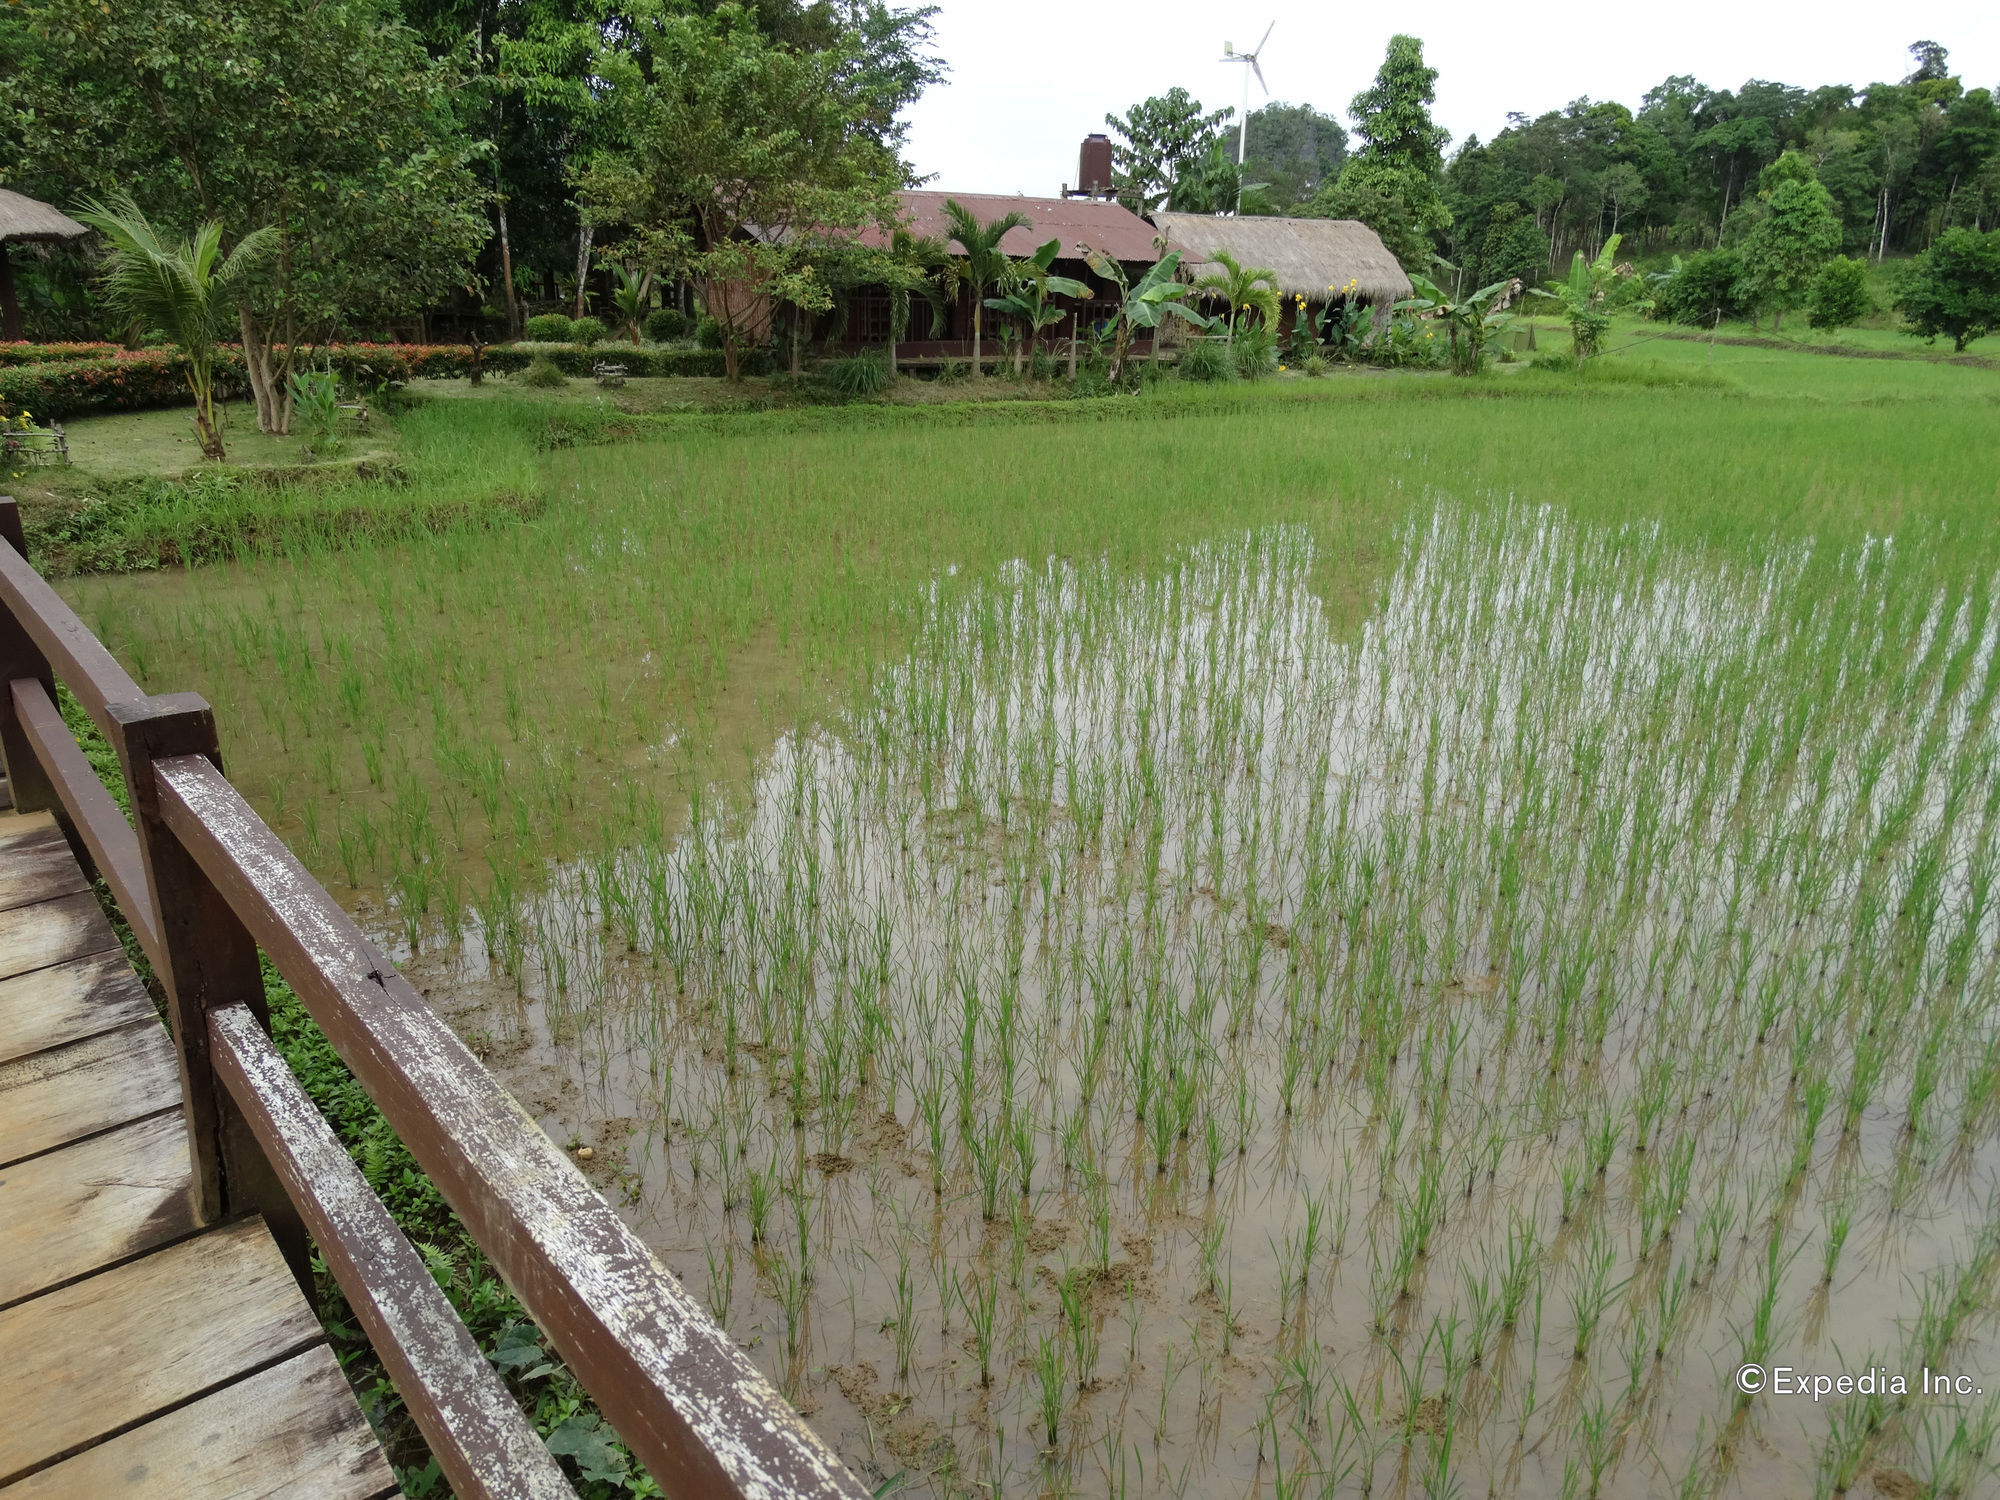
[1,0,1994,344]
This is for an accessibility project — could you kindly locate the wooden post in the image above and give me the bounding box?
[105,694,291,1250]
[0,498,59,815]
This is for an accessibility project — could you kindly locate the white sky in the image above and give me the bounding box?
[901,1,2000,198]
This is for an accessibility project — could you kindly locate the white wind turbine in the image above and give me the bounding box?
[1220,22,1274,216]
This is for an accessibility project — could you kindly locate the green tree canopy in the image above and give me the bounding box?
[1740,154,1842,328]
[1896,227,2000,351]
[1105,88,1234,214]
[581,0,909,381]
[1239,103,1349,210]
[1,0,487,432]
[1329,34,1451,256]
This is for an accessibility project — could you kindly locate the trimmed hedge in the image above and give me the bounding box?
[0,341,124,367]
[500,342,772,378]
[0,340,777,420]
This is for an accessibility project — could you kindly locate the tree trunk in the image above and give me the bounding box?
[239,308,278,435]
[970,294,983,377]
[1067,309,1079,381]
[572,225,594,318]
[0,248,22,342]
[1013,320,1024,377]
[789,310,801,377]
[723,332,742,383]
[496,197,519,340]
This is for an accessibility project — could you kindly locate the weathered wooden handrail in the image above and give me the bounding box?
[157,753,863,1500]
[0,495,868,1500]
[209,1002,573,1500]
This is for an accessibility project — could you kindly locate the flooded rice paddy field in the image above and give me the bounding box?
[79,492,2000,1498]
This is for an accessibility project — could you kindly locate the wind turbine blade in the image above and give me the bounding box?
[1255,20,1274,56]
[1252,57,1268,93]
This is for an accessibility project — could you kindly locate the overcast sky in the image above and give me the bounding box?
[900,1,2000,199]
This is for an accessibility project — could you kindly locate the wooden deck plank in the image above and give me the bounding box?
[0,1111,196,1307]
[0,950,156,1066]
[5,1344,396,1500]
[0,1020,180,1168]
[0,893,117,984]
[0,818,87,915]
[0,1216,326,1485]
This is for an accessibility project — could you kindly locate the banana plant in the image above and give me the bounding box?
[1077,247,1212,384]
[1529,233,1625,362]
[1395,269,1520,374]
[985,238,1091,376]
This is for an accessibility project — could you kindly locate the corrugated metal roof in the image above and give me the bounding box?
[869,191,1166,264]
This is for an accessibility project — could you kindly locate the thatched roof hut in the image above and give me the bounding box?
[0,189,89,342]
[1149,214,1411,306]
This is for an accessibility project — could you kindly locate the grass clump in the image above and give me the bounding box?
[516,356,568,389]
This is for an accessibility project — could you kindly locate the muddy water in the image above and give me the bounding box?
[372,509,2000,1498]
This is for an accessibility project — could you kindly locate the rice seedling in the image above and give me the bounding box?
[76,367,2000,1496]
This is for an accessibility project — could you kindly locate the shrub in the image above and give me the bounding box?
[516,356,568,388]
[1659,250,1752,326]
[695,316,724,350]
[1303,353,1329,377]
[1233,326,1279,380]
[0,342,121,368]
[523,313,574,343]
[1177,338,1236,383]
[822,351,892,399]
[643,307,691,342]
[570,316,607,348]
[1805,256,1873,330]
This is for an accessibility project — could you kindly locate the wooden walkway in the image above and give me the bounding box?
[0,806,396,1498]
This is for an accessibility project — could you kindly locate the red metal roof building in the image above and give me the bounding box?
[835,189,1168,368]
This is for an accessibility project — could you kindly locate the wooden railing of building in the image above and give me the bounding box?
[0,496,867,1500]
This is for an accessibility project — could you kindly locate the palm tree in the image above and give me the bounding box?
[886,228,957,381]
[74,194,273,461]
[610,263,652,345]
[942,200,1029,377]
[1194,250,1280,345]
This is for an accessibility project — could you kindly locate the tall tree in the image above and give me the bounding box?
[582,1,908,381]
[1105,89,1235,214]
[2,0,486,432]
[1739,152,1842,329]
[1328,34,1451,255]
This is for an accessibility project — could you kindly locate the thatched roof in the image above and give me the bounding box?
[1149,213,1411,305]
[0,189,88,244]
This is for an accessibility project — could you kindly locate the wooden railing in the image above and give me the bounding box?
[0,496,867,1500]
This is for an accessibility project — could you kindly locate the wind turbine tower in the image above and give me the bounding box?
[1220,22,1273,216]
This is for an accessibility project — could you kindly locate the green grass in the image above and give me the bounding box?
[57,401,398,478]
[57,340,2000,1499]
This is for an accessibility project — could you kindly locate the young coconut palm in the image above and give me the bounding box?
[1194,250,1280,344]
[75,194,274,461]
[609,263,652,345]
[941,199,1029,377]
[886,227,958,381]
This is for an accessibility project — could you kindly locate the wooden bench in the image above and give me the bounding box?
[0,424,67,468]
[592,361,628,388]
